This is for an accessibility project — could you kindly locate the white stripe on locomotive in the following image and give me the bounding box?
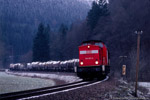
[80,50,98,54]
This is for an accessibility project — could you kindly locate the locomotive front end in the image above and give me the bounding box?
[79,45,101,67]
[77,40,110,79]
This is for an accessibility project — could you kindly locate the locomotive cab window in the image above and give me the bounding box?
[95,42,103,47]
[82,43,87,46]
[82,43,92,45]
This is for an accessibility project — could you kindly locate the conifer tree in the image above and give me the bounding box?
[87,0,109,30]
[58,24,68,60]
[44,24,51,43]
[44,24,51,60]
[59,24,68,39]
[32,23,50,62]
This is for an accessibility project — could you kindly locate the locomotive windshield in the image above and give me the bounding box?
[82,43,92,45]
[95,42,103,47]
[82,42,104,48]
[82,40,104,47]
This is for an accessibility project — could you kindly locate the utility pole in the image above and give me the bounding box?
[135,30,143,97]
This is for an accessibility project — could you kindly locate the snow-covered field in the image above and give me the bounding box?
[0,72,55,94]
[6,71,81,83]
[139,82,150,94]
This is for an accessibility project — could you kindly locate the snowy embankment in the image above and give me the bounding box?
[139,82,150,94]
[6,70,81,83]
[0,72,55,94]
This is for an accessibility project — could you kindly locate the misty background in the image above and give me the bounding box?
[0,0,150,81]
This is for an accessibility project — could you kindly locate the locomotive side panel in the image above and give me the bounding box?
[102,45,109,66]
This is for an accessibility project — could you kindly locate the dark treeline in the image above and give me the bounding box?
[0,0,90,67]
[33,23,50,62]
[84,0,150,81]
[50,0,150,81]
[1,0,150,81]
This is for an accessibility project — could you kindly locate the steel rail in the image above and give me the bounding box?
[0,80,83,100]
[0,77,108,100]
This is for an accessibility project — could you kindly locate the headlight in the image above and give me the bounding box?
[80,62,83,65]
[95,61,99,64]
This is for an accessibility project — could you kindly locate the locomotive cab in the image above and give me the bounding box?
[77,40,110,79]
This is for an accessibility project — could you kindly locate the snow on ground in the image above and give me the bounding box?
[139,82,150,94]
[79,0,109,6]
[6,71,81,83]
[0,72,55,94]
[107,78,150,99]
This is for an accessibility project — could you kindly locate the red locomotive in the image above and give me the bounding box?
[77,40,110,79]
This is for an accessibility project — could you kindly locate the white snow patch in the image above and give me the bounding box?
[78,0,109,6]
[139,82,150,94]
[6,71,81,83]
[118,78,128,85]
[78,0,94,6]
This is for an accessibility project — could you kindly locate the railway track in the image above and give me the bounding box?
[0,76,109,100]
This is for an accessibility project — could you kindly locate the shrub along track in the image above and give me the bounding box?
[0,77,109,100]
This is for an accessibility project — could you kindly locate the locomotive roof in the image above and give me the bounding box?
[82,40,104,44]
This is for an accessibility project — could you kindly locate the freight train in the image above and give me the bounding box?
[77,40,110,79]
[9,40,110,80]
[9,59,79,72]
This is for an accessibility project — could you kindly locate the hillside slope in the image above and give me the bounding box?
[0,0,91,55]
